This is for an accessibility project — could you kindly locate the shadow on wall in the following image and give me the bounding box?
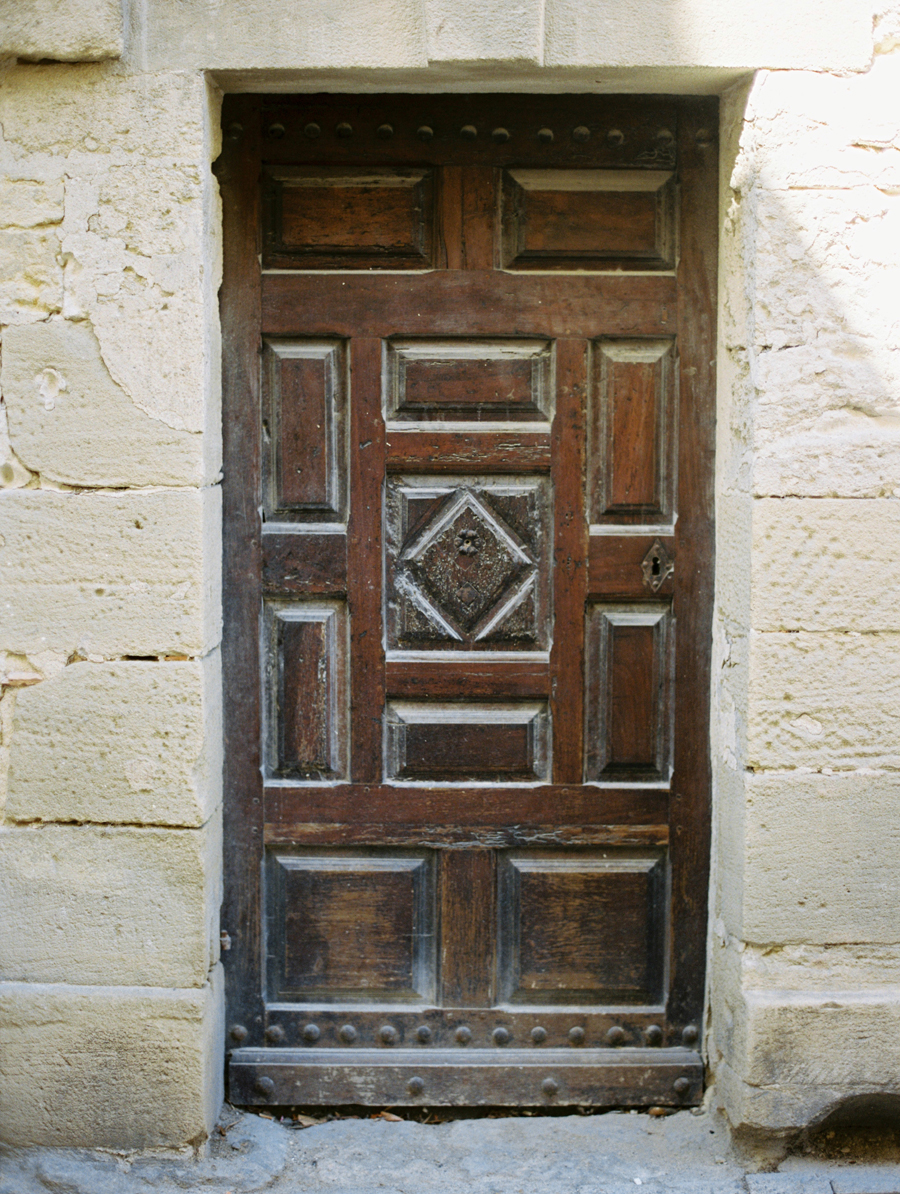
[711,46,900,1135]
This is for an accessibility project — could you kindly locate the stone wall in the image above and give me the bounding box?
[710,20,900,1129]
[0,0,898,1151]
[0,63,225,1147]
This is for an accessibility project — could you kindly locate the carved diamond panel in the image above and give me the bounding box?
[385,477,551,651]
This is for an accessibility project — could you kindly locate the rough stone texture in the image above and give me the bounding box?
[741,772,900,944]
[747,632,900,771]
[6,655,222,827]
[0,0,123,62]
[0,487,221,657]
[711,28,900,1136]
[0,67,223,480]
[0,972,223,1149]
[133,0,871,74]
[2,320,204,487]
[716,991,900,1131]
[0,816,221,986]
[751,499,900,632]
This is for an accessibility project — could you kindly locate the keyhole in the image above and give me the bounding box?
[651,555,661,577]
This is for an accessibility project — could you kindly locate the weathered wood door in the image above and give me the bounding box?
[218,94,716,1108]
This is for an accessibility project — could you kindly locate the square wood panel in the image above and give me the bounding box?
[266,850,436,1004]
[385,476,552,652]
[497,850,666,1005]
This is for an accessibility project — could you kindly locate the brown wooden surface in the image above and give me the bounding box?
[220,93,717,1107]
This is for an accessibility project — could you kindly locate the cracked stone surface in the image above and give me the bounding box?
[2,1107,900,1194]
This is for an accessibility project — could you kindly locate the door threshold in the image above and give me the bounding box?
[229,1046,702,1107]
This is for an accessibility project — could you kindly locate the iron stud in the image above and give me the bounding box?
[255,1075,275,1097]
[542,1077,559,1096]
[229,1024,248,1042]
[265,1024,285,1044]
[568,1026,585,1046]
[606,1026,626,1046]
[416,1025,432,1043]
[606,128,624,146]
[537,127,554,143]
[460,124,478,140]
[376,124,394,139]
[407,1076,425,1095]
[339,1024,357,1044]
[673,1077,691,1095]
[302,1023,321,1043]
[379,1025,398,1045]
[682,1024,699,1045]
[531,1026,547,1044]
[645,1025,663,1046]
[304,122,321,139]
[492,1026,511,1046]
[455,1026,472,1045]
[572,125,591,143]
[417,125,434,141]
[491,127,510,143]
[335,122,353,138]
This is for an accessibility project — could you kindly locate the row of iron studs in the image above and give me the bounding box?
[243,1023,700,1047]
[265,120,678,147]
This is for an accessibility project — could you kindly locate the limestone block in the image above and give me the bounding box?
[2,320,204,487]
[719,990,900,1130]
[0,0,123,62]
[141,0,427,71]
[543,0,870,70]
[0,816,221,986]
[424,0,542,64]
[751,499,900,632]
[0,487,221,657]
[0,67,210,160]
[741,771,900,944]
[741,942,900,992]
[0,228,62,324]
[747,631,900,771]
[739,58,900,193]
[0,178,65,230]
[0,971,223,1149]
[6,654,221,827]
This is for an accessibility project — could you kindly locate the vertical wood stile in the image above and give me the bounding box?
[218,96,265,1040]
[348,337,387,782]
[550,339,589,783]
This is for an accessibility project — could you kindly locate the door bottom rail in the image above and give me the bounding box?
[229,1046,703,1107]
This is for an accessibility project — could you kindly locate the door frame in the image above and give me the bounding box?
[215,92,717,1105]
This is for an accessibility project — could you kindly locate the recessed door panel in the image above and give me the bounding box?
[585,603,674,785]
[266,850,436,1003]
[385,476,552,652]
[589,339,676,526]
[501,169,676,270]
[385,339,554,425]
[264,167,436,269]
[498,850,666,1005]
[385,701,550,782]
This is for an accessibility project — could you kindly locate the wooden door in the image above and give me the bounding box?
[218,94,716,1108]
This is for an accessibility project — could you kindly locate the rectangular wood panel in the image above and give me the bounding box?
[264,167,435,269]
[589,339,676,526]
[501,170,675,270]
[585,603,673,785]
[263,339,346,521]
[385,701,550,782]
[497,850,666,1005]
[266,850,436,1003]
[385,339,553,424]
[263,601,348,780]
